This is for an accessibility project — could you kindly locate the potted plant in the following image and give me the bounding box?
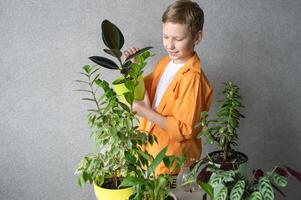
[196,81,248,170]
[196,160,301,200]
[74,19,155,200]
[120,146,186,200]
[88,19,153,104]
[187,81,301,199]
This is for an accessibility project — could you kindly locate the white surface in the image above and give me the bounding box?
[171,187,205,200]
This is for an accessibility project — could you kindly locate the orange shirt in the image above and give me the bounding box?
[139,53,213,174]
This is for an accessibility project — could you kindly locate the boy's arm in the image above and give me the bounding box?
[133,93,168,130]
[164,74,212,142]
[134,73,212,142]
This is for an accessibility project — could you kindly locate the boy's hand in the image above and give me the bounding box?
[123,47,140,61]
[133,92,151,116]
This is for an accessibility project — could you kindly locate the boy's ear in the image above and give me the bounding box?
[194,31,203,45]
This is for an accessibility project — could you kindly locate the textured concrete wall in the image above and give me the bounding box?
[0,0,300,199]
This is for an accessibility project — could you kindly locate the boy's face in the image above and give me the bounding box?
[163,22,201,64]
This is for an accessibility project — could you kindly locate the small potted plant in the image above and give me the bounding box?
[88,19,153,103]
[120,146,186,200]
[188,81,301,199]
[74,19,155,200]
[197,161,301,199]
[196,81,248,170]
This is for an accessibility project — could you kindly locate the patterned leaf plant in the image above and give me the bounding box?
[197,164,301,200]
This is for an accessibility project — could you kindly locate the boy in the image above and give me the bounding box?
[124,0,213,174]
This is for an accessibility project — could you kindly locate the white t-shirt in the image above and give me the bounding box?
[152,60,184,110]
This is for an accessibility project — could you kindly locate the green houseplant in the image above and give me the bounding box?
[74,19,155,200]
[120,146,186,200]
[196,81,247,169]
[89,19,153,104]
[197,163,301,200]
[188,81,301,199]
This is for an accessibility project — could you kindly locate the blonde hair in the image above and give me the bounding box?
[162,0,204,36]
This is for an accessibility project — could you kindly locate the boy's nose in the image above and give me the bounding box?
[166,39,175,50]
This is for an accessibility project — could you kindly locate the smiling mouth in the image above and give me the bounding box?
[169,51,178,55]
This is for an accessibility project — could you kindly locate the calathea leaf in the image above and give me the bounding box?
[259,177,274,200]
[272,172,287,187]
[216,186,228,200]
[249,191,263,200]
[209,173,224,188]
[230,180,245,200]
[89,56,119,70]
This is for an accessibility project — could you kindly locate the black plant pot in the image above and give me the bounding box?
[208,150,248,170]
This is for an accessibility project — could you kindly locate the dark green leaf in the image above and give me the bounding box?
[101,19,124,49]
[104,48,122,58]
[125,47,153,61]
[89,56,119,70]
[198,182,214,200]
[119,176,141,188]
[81,98,96,102]
[147,146,168,177]
[163,156,175,170]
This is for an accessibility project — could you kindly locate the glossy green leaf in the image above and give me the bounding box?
[198,182,214,200]
[163,156,175,170]
[120,176,141,188]
[89,56,119,70]
[104,48,122,58]
[125,47,153,61]
[101,19,124,49]
[147,146,168,177]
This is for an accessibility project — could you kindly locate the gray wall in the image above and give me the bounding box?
[1,0,300,199]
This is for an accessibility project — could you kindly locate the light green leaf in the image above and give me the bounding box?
[216,186,228,200]
[249,191,263,200]
[230,180,245,200]
[272,172,287,187]
[198,182,214,200]
[259,177,274,200]
[147,146,168,177]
